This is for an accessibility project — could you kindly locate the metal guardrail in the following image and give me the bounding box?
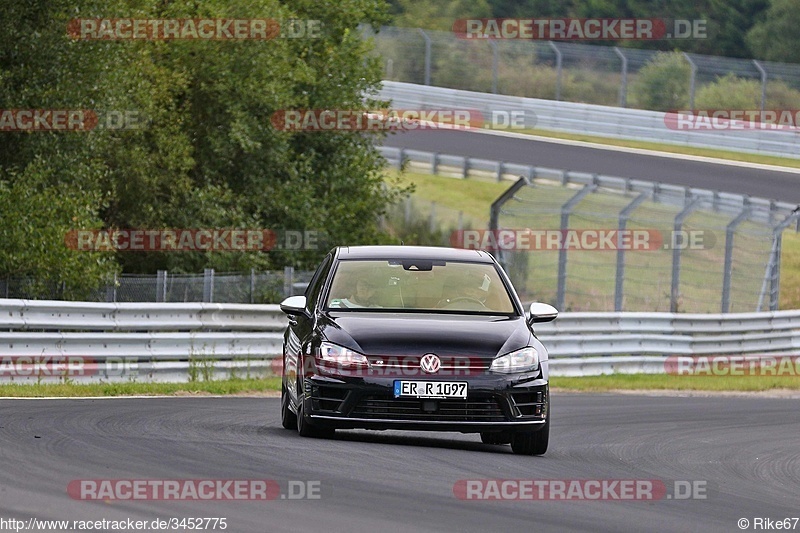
[0,300,285,383]
[0,300,287,331]
[0,300,797,381]
[378,81,800,159]
[534,311,800,356]
[367,26,800,114]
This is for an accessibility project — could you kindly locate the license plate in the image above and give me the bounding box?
[393,380,468,399]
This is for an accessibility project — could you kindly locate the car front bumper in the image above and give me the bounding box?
[301,372,549,433]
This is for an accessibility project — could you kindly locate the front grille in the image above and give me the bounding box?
[366,356,489,374]
[351,394,506,422]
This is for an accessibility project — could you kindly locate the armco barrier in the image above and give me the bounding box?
[378,81,800,159]
[0,299,797,381]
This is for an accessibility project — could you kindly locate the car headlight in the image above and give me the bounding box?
[318,342,370,369]
[490,347,539,374]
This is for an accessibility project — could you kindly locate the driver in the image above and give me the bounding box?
[461,271,492,303]
[438,270,492,307]
[340,278,379,308]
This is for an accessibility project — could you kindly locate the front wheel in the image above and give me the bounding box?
[280,383,296,430]
[510,417,549,456]
[296,395,335,439]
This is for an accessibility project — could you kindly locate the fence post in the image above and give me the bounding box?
[405,195,412,225]
[721,205,750,312]
[418,28,431,86]
[429,202,436,233]
[250,268,256,304]
[283,266,294,297]
[489,177,531,270]
[761,211,800,310]
[557,184,597,310]
[203,268,214,303]
[431,152,439,174]
[670,198,700,312]
[683,53,697,109]
[615,192,648,311]
[490,39,499,94]
[548,41,563,101]
[614,47,628,108]
[156,270,167,303]
[106,272,118,303]
[753,60,767,112]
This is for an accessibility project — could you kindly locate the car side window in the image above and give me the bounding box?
[304,254,333,312]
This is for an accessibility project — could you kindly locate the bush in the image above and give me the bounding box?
[695,74,800,109]
[629,52,692,111]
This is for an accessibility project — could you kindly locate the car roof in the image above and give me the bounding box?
[335,245,495,263]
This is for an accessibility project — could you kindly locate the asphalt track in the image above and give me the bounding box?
[1,395,798,532]
[381,129,800,205]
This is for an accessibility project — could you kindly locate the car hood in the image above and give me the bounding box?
[319,312,532,359]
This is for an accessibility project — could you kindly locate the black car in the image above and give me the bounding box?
[278,245,558,455]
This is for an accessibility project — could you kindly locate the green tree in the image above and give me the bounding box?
[747,0,800,63]
[391,0,491,31]
[0,0,405,291]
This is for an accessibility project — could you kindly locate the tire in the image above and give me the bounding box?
[480,431,512,445]
[280,383,297,430]
[510,417,549,456]
[296,394,335,439]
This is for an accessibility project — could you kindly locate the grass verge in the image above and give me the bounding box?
[0,377,282,398]
[552,374,800,393]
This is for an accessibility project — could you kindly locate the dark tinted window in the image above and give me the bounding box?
[325,259,515,313]
[305,253,333,311]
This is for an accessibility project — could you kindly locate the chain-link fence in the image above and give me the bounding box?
[382,194,488,247]
[0,268,316,304]
[0,195,485,303]
[364,25,800,110]
[493,176,797,313]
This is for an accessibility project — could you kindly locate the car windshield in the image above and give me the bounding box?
[325,259,515,314]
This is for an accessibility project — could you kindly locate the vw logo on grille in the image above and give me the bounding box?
[420,353,441,374]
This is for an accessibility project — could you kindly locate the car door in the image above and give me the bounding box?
[285,253,333,401]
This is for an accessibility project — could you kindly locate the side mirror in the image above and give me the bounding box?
[528,302,558,324]
[280,295,308,317]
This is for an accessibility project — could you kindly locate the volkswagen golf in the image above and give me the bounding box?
[278,245,557,455]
